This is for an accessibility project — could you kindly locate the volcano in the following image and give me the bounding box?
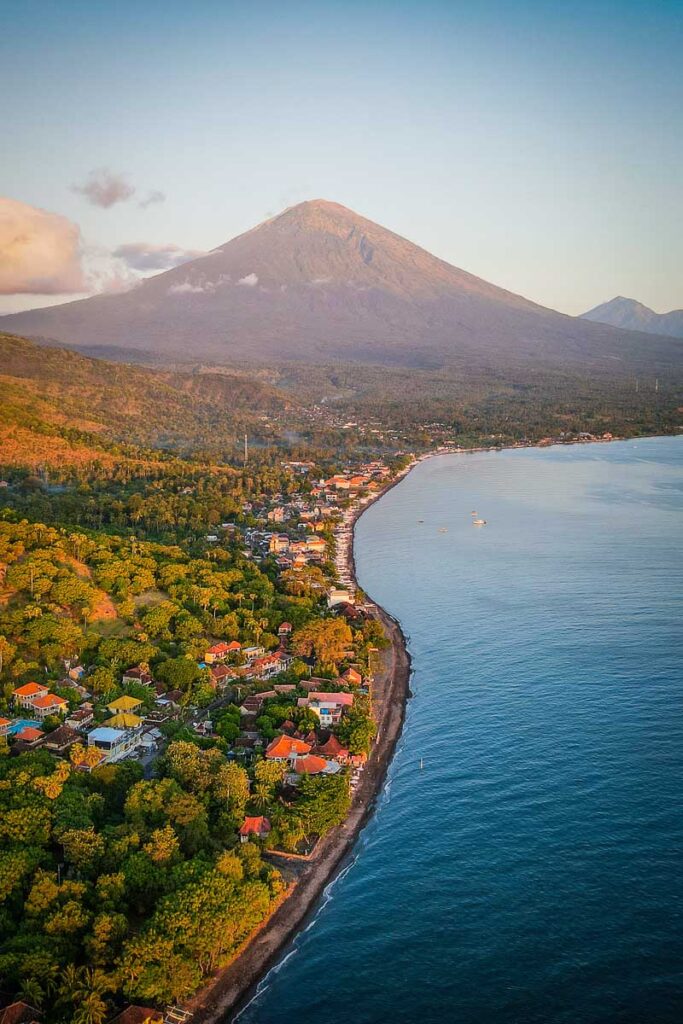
[3,200,681,375]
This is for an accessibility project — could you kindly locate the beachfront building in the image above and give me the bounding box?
[328,588,353,608]
[299,691,354,726]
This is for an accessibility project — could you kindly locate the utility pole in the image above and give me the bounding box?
[244,433,248,466]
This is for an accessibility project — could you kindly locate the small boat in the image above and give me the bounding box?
[471,510,477,516]
[438,527,448,533]
[417,519,424,523]
[473,518,487,526]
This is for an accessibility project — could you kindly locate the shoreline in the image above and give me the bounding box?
[182,432,665,1022]
[183,473,413,1024]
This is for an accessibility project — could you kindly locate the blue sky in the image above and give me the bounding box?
[1,0,681,314]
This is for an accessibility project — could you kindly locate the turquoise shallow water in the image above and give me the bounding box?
[237,436,683,1024]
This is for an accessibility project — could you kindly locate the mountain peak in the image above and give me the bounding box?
[581,296,683,339]
[265,197,378,236]
[3,203,682,369]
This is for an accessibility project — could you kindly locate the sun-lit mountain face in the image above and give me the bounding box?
[2,200,681,376]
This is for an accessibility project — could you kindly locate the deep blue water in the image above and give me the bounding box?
[238,437,683,1024]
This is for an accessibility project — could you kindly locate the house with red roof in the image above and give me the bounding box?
[30,694,68,721]
[66,707,94,731]
[265,735,311,761]
[14,726,44,745]
[293,754,327,775]
[12,682,48,710]
[314,734,350,762]
[341,667,363,687]
[0,717,11,740]
[122,666,154,687]
[210,664,238,690]
[239,816,272,842]
[205,641,232,664]
[251,653,283,679]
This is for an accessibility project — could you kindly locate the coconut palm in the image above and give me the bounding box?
[17,977,43,1009]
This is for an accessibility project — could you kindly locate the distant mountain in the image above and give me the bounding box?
[581,296,683,339]
[3,200,681,376]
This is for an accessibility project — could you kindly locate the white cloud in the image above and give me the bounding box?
[167,274,231,296]
[72,168,136,208]
[0,197,87,294]
[114,242,205,271]
[238,272,258,286]
[168,280,207,295]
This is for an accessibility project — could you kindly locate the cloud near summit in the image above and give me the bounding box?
[0,197,87,294]
[113,242,205,271]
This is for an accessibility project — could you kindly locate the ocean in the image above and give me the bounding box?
[237,436,683,1024]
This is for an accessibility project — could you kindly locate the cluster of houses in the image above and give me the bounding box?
[203,630,294,690]
[238,460,392,573]
[0,679,165,768]
[235,687,368,844]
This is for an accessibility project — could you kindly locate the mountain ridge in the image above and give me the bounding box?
[3,200,682,376]
[581,296,683,339]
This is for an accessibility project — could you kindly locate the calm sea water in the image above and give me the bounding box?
[238,436,683,1024]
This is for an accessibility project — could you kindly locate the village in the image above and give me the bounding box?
[0,456,406,1024]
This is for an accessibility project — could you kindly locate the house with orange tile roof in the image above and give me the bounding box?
[14,726,44,745]
[0,717,11,740]
[12,682,48,709]
[341,666,363,687]
[265,735,311,761]
[239,816,271,842]
[205,641,232,664]
[293,754,327,775]
[30,694,68,720]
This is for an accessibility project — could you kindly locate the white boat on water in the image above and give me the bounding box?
[473,518,487,526]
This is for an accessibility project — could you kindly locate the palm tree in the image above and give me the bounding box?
[72,991,109,1024]
[253,781,272,810]
[18,977,43,1009]
[58,964,86,1008]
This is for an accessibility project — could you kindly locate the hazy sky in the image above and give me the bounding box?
[1,0,681,315]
